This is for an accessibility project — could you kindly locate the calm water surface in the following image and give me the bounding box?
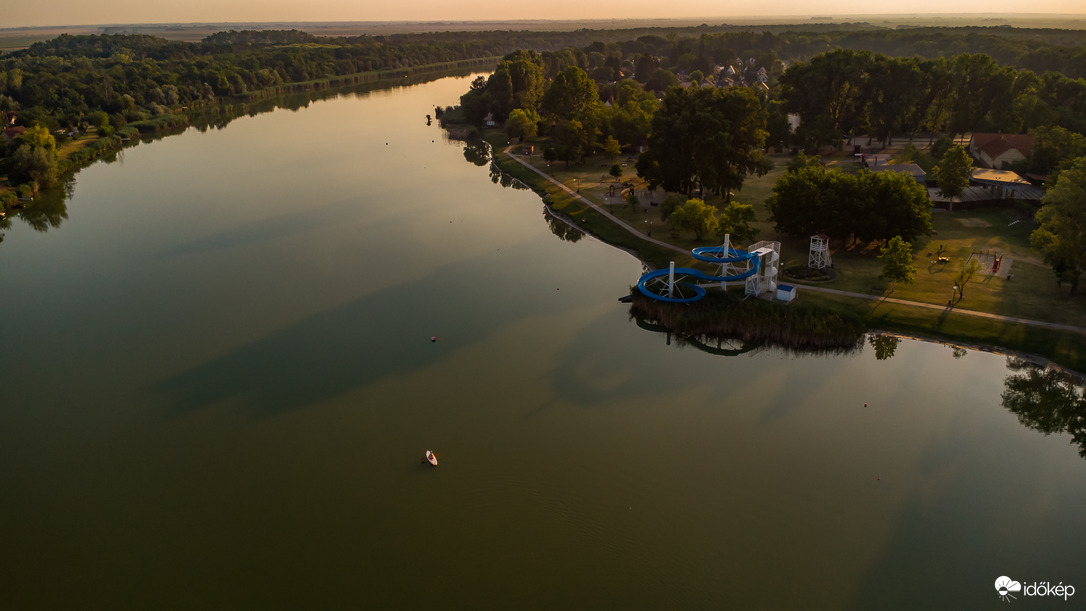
[2,76,1084,610]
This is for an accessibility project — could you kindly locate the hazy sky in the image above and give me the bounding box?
[5,0,1085,28]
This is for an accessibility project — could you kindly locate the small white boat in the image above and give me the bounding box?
[425,450,438,466]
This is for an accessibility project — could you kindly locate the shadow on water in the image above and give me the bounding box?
[154,197,363,259]
[844,356,1086,610]
[154,249,556,415]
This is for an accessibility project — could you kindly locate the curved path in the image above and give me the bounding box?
[501,147,1086,335]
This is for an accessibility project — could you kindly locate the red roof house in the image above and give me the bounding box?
[969,133,1033,169]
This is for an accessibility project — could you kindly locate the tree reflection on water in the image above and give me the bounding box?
[1002,357,1086,459]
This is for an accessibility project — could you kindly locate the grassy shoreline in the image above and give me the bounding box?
[478,129,1086,373]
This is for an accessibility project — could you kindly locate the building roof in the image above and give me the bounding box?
[1,126,26,140]
[970,133,1033,159]
[971,168,1031,186]
[868,163,926,180]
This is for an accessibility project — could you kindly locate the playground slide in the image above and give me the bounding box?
[636,246,761,303]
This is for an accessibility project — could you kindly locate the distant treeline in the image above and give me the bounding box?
[2,24,1085,133]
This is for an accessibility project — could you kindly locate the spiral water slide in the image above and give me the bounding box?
[636,246,760,303]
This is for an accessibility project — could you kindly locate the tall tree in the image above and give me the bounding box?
[932,144,974,199]
[1030,156,1086,294]
[486,51,546,120]
[878,236,917,293]
[716,201,758,246]
[777,49,873,149]
[636,86,769,198]
[541,66,599,122]
[769,165,931,245]
[668,198,719,240]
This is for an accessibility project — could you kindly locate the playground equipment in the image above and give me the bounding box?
[636,236,782,303]
[636,236,757,303]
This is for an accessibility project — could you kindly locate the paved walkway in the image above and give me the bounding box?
[501,147,1086,336]
[505,147,687,255]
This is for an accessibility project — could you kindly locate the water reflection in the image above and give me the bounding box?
[543,209,585,243]
[0,70,482,245]
[462,139,489,166]
[1001,357,1086,459]
[868,333,900,360]
[10,179,71,233]
[630,308,861,359]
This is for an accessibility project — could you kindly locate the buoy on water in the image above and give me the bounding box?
[431,336,437,342]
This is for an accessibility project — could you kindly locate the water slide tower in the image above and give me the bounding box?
[745,240,780,297]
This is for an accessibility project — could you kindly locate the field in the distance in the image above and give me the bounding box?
[3,14,1086,51]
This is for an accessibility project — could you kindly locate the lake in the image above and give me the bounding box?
[1,75,1083,610]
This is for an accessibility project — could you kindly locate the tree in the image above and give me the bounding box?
[768,165,932,245]
[505,108,538,141]
[878,236,917,293]
[459,76,490,126]
[955,257,982,300]
[786,152,822,173]
[1025,126,1086,177]
[716,201,758,246]
[776,49,873,149]
[643,68,678,93]
[487,51,546,119]
[636,86,769,198]
[604,136,621,161]
[932,144,973,199]
[541,66,599,121]
[1031,156,1086,294]
[541,66,604,158]
[545,119,589,166]
[609,163,622,181]
[10,126,59,188]
[19,125,57,154]
[669,198,719,240]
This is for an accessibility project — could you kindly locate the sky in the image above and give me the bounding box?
[4,0,1085,28]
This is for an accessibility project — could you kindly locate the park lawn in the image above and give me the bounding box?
[803,291,1086,372]
[483,131,1086,351]
[56,127,100,159]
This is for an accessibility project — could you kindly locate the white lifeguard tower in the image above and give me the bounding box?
[809,234,831,269]
[745,240,781,297]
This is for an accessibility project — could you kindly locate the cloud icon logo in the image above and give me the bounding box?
[995,576,1022,602]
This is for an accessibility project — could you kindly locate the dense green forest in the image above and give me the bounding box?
[3,24,1085,132]
[2,23,1085,208]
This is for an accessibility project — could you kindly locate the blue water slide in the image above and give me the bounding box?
[636,246,760,303]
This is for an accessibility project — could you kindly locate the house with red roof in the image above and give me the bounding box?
[968,133,1033,169]
[2,125,26,141]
